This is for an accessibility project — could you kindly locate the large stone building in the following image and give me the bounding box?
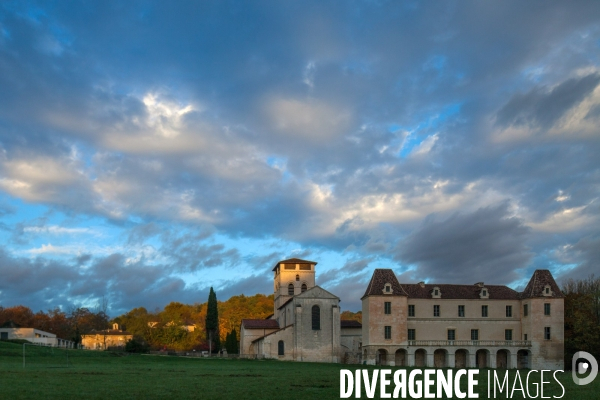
[239,258,564,370]
[361,269,564,370]
[240,258,344,363]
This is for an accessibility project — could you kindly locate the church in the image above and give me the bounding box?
[240,258,344,363]
[240,258,565,370]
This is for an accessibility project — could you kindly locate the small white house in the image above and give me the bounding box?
[0,321,75,348]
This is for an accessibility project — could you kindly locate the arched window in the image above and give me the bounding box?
[288,283,294,295]
[296,274,300,281]
[312,305,320,330]
[278,340,284,355]
[301,283,307,293]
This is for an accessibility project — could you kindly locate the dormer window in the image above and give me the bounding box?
[432,287,441,299]
[383,283,393,294]
[543,285,552,296]
[480,288,489,299]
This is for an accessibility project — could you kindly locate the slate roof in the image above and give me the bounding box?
[520,269,564,299]
[361,269,408,298]
[272,258,318,271]
[341,320,362,328]
[363,268,561,300]
[401,283,520,299]
[241,319,280,329]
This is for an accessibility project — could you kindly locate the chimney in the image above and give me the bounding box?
[418,282,425,288]
[475,282,484,287]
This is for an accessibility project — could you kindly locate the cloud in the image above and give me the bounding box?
[0,1,599,313]
[493,72,600,142]
[395,202,533,284]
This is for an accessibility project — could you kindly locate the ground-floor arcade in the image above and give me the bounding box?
[364,344,531,369]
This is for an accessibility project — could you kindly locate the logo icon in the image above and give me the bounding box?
[572,351,598,385]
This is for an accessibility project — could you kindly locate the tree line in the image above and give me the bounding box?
[562,275,600,365]
[0,305,109,345]
[2,275,597,360]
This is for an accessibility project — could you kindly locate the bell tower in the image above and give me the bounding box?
[272,258,317,318]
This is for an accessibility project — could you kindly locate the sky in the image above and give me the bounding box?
[1,1,599,316]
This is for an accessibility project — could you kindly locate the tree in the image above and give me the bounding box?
[225,328,238,354]
[563,275,600,367]
[205,287,220,353]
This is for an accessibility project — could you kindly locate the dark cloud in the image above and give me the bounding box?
[0,1,599,313]
[395,203,533,284]
[496,73,600,129]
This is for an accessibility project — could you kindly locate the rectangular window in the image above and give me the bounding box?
[448,329,456,341]
[545,327,551,340]
[524,304,528,316]
[384,326,391,339]
[524,334,528,341]
[544,303,551,315]
[458,305,465,317]
[506,305,512,317]
[471,329,479,341]
[505,329,513,341]
[433,305,440,317]
[408,305,415,317]
[482,305,488,317]
[408,329,416,341]
[384,302,391,314]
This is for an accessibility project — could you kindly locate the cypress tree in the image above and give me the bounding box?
[230,328,238,354]
[205,287,220,352]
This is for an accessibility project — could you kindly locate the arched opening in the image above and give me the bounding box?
[415,349,426,367]
[288,283,294,295]
[312,305,320,330]
[301,283,307,293]
[517,350,530,369]
[455,349,468,368]
[434,349,447,368]
[376,349,388,365]
[476,349,489,368]
[296,274,299,281]
[496,349,509,369]
[278,340,284,356]
[395,349,407,366]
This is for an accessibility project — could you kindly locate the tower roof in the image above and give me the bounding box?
[520,269,564,299]
[272,258,318,271]
[362,269,408,298]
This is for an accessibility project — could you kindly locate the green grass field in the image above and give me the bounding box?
[0,341,598,399]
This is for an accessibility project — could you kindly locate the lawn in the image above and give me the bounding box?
[0,341,597,399]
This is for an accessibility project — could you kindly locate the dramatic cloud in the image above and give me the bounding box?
[395,203,532,284]
[0,1,599,314]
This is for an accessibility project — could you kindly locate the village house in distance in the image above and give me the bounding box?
[239,258,564,370]
[81,323,133,350]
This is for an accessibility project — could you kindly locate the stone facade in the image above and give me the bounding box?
[361,269,564,370]
[240,258,342,363]
[81,324,132,350]
[239,259,564,370]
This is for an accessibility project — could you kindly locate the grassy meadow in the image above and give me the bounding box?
[0,341,598,399]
